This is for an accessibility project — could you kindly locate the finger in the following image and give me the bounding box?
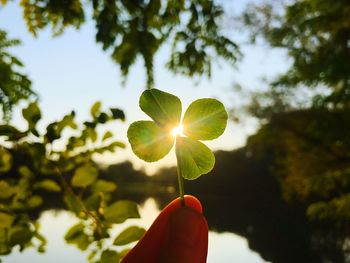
[121,195,207,263]
[158,206,208,263]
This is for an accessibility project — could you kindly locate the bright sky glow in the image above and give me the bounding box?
[171,124,184,137]
[0,0,290,174]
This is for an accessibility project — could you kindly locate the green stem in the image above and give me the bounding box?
[177,165,185,206]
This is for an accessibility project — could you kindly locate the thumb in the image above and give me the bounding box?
[121,195,208,263]
[158,206,208,263]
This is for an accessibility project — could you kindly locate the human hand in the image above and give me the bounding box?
[121,195,208,263]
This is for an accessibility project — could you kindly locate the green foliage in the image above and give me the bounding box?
[1,0,240,88]
[127,121,174,162]
[20,0,84,36]
[92,180,117,193]
[0,147,12,173]
[64,223,91,251]
[113,226,146,246]
[139,89,182,130]
[104,200,140,224]
[34,179,61,192]
[176,137,215,180]
[22,101,41,135]
[243,0,350,108]
[0,29,34,119]
[128,88,227,198]
[0,212,14,228]
[182,98,228,140]
[100,249,120,263]
[247,109,350,226]
[71,163,98,188]
[0,101,143,262]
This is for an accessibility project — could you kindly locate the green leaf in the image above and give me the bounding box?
[90,101,101,118]
[113,226,145,246]
[102,131,113,141]
[64,223,84,241]
[64,193,83,215]
[64,223,90,251]
[84,194,100,211]
[100,249,120,263]
[22,102,41,132]
[8,226,33,246]
[182,98,228,140]
[0,125,27,141]
[71,164,98,188]
[0,212,14,228]
[92,180,117,193]
[27,195,43,208]
[110,108,125,121]
[34,231,47,253]
[34,179,61,192]
[0,181,15,199]
[139,89,182,130]
[97,112,109,123]
[18,166,33,178]
[127,121,174,162]
[175,137,215,180]
[88,249,98,262]
[104,200,140,224]
[0,148,12,173]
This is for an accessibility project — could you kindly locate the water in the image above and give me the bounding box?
[2,198,268,263]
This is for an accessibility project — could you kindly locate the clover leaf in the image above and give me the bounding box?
[127,89,227,203]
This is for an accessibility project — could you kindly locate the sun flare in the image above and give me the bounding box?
[171,124,184,137]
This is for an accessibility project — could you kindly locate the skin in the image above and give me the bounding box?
[121,195,208,263]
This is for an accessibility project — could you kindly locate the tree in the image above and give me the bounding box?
[0,30,33,119]
[238,1,350,261]
[0,0,240,119]
[242,0,350,108]
[2,0,240,88]
[0,101,144,262]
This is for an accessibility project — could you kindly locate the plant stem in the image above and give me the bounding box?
[177,165,185,206]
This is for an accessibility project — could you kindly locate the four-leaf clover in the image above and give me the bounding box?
[127,89,228,183]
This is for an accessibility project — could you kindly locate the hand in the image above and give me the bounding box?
[121,195,208,263]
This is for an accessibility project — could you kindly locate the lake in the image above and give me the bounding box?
[2,198,268,263]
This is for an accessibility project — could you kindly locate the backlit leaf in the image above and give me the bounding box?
[71,164,98,188]
[8,226,33,246]
[104,200,140,224]
[127,121,174,162]
[0,181,15,199]
[0,212,14,228]
[64,193,83,215]
[65,223,84,242]
[90,101,101,118]
[102,131,113,141]
[183,98,227,140]
[27,195,43,208]
[139,89,182,130]
[34,179,61,192]
[100,249,120,263]
[92,180,117,193]
[0,147,12,173]
[113,226,145,246]
[64,223,90,251]
[175,137,215,180]
[22,101,41,132]
[110,108,125,121]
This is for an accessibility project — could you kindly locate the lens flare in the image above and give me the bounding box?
[171,124,184,137]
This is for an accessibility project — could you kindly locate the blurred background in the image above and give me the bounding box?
[0,0,349,262]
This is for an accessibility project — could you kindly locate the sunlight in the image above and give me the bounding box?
[171,124,184,137]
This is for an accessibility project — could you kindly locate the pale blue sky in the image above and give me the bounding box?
[0,1,289,173]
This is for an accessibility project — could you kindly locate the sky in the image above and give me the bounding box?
[0,0,290,174]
